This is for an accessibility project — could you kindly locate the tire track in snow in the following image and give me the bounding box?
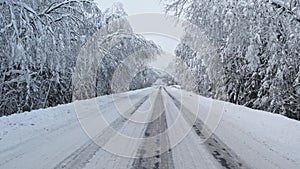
[54,95,150,169]
[132,91,175,169]
[163,88,249,169]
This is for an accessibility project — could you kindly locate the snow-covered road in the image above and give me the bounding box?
[0,86,300,169]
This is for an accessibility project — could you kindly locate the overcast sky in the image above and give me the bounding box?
[94,0,164,15]
[94,0,179,70]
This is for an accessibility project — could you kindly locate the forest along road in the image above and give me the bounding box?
[0,86,298,169]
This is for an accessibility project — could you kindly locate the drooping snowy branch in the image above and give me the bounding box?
[164,0,300,120]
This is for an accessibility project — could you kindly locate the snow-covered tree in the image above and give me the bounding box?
[71,2,162,100]
[0,1,162,116]
[164,0,300,120]
[0,0,102,116]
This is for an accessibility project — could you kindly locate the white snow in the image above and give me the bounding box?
[0,86,299,169]
[167,87,300,169]
[0,87,154,169]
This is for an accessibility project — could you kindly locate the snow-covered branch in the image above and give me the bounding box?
[40,0,91,15]
[271,0,300,21]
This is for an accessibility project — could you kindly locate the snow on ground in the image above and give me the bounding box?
[161,90,222,169]
[0,87,154,148]
[0,86,299,169]
[0,103,75,152]
[0,87,155,169]
[166,87,300,169]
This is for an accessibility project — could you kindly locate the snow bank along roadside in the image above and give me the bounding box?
[167,87,300,169]
[0,87,155,153]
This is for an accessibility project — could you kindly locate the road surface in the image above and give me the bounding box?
[0,86,299,169]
